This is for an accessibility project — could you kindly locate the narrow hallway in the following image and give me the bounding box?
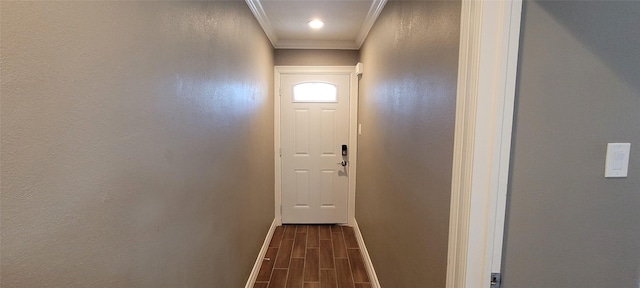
[1,1,459,286]
[254,225,370,288]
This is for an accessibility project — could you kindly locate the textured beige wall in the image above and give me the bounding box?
[274,49,360,66]
[356,1,460,287]
[502,1,640,287]
[1,2,274,287]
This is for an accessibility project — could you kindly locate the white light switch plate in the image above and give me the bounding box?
[605,143,631,178]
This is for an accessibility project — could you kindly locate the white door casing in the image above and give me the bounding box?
[275,66,359,226]
[446,0,523,287]
[280,74,350,223]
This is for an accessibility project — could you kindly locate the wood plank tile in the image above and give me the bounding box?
[284,225,297,239]
[347,249,369,283]
[335,259,354,288]
[304,248,320,282]
[320,269,338,288]
[286,258,305,288]
[341,227,358,249]
[319,226,332,240]
[270,226,285,248]
[296,225,308,233]
[269,269,288,288]
[257,247,279,281]
[304,283,320,288]
[292,232,307,258]
[275,239,294,268]
[332,233,347,259]
[254,282,269,288]
[354,283,371,288]
[319,240,335,269]
[330,225,342,234]
[307,226,319,248]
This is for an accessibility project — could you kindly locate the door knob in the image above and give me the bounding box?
[337,161,348,167]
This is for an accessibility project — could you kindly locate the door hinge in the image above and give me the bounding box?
[279,148,282,157]
[490,273,501,288]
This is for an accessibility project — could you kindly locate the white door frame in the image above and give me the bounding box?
[446,0,523,287]
[274,66,359,226]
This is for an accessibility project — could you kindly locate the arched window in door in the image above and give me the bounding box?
[292,82,337,102]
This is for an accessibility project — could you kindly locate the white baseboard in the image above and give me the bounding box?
[353,219,381,288]
[245,218,277,288]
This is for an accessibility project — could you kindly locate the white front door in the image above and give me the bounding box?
[280,73,350,224]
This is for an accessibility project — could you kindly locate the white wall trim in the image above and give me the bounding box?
[245,0,386,50]
[274,68,282,225]
[274,66,359,225]
[274,40,360,50]
[245,219,277,288]
[355,0,388,48]
[490,0,523,275]
[348,66,360,227]
[353,220,381,288]
[446,0,523,287]
[244,0,278,47]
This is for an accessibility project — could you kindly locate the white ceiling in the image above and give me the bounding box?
[245,0,387,50]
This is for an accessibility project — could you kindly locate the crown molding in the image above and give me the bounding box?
[275,40,360,50]
[356,0,387,47]
[245,0,386,50]
[245,0,278,47]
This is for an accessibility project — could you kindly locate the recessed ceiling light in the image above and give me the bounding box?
[308,20,324,29]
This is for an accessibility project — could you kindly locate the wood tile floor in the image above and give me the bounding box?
[254,225,371,288]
